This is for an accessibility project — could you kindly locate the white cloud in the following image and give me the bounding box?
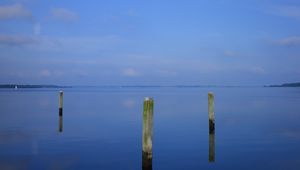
[0,34,37,46]
[122,68,140,77]
[0,3,31,20]
[274,37,300,46]
[51,8,78,22]
[267,5,300,19]
[251,66,266,74]
[0,34,122,52]
[33,23,41,35]
[38,69,51,77]
[224,50,239,57]
[127,9,136,17]
[34,35,121,52]
[38,69,64,78]
[157,70,177,76]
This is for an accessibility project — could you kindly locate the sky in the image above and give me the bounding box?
[0,0,300,86]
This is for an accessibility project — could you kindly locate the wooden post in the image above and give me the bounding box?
[59,91,63,116]
[142,97,154,170]
[208,92,214,134]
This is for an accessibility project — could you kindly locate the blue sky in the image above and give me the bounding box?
[0,0,299,85]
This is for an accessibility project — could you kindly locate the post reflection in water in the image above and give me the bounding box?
[209,132,215,162]
[142,152,152,170]
[59,115,63,132]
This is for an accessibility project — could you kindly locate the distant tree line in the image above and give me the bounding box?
[267,82,300,87]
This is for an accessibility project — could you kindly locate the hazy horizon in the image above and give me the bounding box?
[0,83,287,87]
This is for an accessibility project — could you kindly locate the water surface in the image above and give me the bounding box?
[0,87,300,169]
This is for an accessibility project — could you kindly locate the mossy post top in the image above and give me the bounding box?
[144,97,153,101]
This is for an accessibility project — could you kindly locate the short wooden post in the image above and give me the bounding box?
[59,91,63,116]
[208,92,214,134]
[142,97,154,170]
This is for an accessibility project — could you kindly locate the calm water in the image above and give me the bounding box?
[0,87,300,170]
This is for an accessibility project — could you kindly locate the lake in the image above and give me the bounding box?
[0,87,300,170]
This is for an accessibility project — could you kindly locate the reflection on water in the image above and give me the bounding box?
[31,140,38,155]
[209,133,215,162]
[0,130,33,144]
[142,151,152,170]
[0,87,300,169]
[59,115,63,133]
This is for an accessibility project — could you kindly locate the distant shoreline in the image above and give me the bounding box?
[0,83,299,89]
[0,84,259,88]
[0,84,71,88]
[265,82,300,87]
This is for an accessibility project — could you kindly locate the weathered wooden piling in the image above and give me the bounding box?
[142,97,154,170]
[208,92,214,134]
[209,133,215,162]
[59,91,63,116]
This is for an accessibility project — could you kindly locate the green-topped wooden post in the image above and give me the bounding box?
[142,97,154,170]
